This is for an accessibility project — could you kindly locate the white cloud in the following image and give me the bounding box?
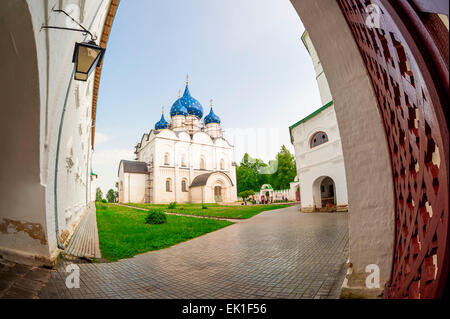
[92,148,134,166]
[92,148,134,193]
[94,132,111,146]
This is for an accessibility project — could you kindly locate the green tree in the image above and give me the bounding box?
[271,145,297,189]
[236,153,267,193]
[95,187,103,202]
[236,148,297,194]
[106,189,115,203]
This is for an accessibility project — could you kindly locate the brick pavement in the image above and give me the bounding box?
[39,205,349,299]
[0,259,51,299]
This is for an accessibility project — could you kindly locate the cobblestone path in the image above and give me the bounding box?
[39,205,349,299]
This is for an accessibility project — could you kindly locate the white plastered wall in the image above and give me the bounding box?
[0,0,112,266]
[291,0,395,292]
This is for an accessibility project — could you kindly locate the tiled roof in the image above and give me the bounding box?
[119,160,148,175]
[190,172,234,188]
[190,173,213,187]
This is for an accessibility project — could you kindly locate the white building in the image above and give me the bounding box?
[118,78,237,204]
[289,31,348,212]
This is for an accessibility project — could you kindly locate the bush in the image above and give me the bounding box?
[145,211,167,225]
[101,199,107,203]
[168,202,177,209]
[202,204,208,210]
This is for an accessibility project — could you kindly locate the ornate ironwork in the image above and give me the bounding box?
[337,0,449,298]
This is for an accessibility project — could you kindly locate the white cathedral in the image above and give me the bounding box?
[118,77,237,204]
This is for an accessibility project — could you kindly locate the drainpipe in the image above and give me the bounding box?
[52,0,107,252]
[53,69,75,251]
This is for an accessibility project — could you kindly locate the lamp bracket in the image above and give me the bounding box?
[41,8,97,41]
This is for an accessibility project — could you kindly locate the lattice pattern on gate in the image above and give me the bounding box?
[337,0,449,298]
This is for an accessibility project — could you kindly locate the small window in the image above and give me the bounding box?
[166,178,172,192]
[311,131,329,148]
[164,152,170,165]
[200,157,206,170]
[181,154,187,167]
[220,159,225,170]
[181,179,188,192]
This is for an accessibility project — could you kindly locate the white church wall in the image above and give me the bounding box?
[189,187,203,203]
[118,162,146,204]
[126,173,146,203]
[154,166,176,204]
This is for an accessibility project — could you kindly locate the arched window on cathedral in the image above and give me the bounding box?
[310,131,329,148]
[166,178,172,192]
[181,154,187,167]
[220,159,225,170]
[181,179,188,192]
[164,152,170,165]
[200,156,206,170]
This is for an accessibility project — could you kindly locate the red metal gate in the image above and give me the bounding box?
[337,0,449,298]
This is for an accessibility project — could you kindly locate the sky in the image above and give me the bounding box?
[92,0,323,193]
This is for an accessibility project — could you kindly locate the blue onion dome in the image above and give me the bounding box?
[170,98,188,117]
[155,113,168,130]
[179,83,203,119]
[204,107,221,125]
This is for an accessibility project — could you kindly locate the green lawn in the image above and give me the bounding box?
[96,203,232,261]
[128,202,291,219]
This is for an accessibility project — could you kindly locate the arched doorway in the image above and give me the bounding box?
[320,177,336,208]
[259,184,274,203]
[312,176,336,210]
[0,0,50,263]
[214,185,222,202]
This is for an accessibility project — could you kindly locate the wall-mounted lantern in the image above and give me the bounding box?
[41,9,105,82]
[72,41,105,81]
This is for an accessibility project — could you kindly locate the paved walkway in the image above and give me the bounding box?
[38,205,348,299]
[0,259,51,299]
